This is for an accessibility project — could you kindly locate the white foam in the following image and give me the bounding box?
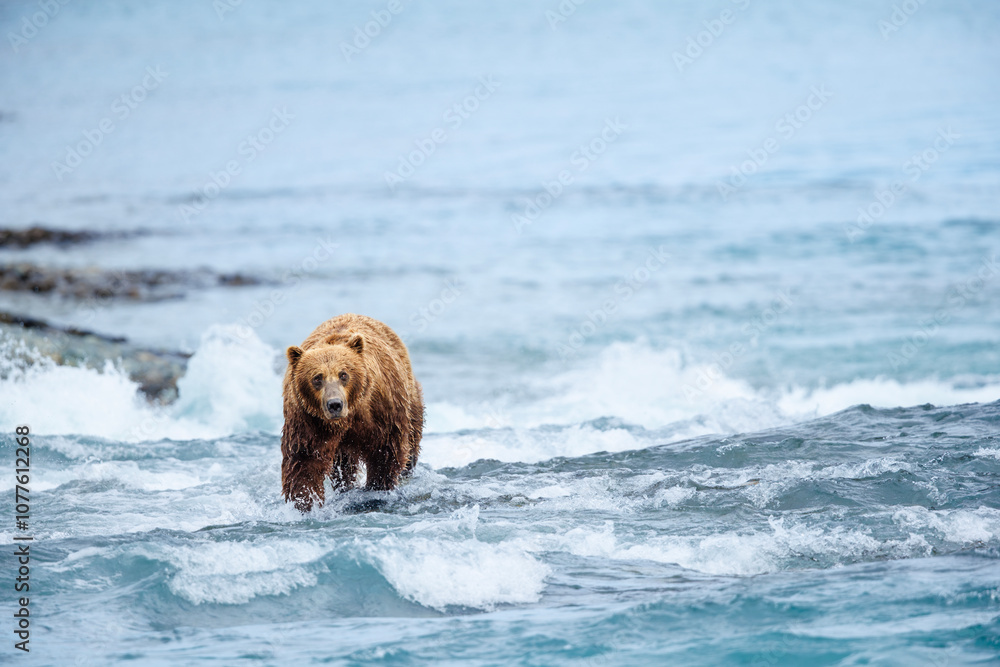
[422,341,1000,467]
[590,521,807,576]
[0,356,170,441]
[367,535,549,610]
[0,325,283,442]
[2,334,997,469]
[892,506,1000,544]
[101,460,218,491]
[47,546,108,574]
[653,485,696,507]
[23,460,211,494]
[172,325,283,434]
[426,343,790,437]
[364,507,549,610]
[527,484,573,500]
[144,539,327,605]
[622,533,785,576]
[10,453,296,539]
[821,457,912,479]
[527,343,779,431]
[973,447,1000,460]
[779,377,1000,416]
[401,503,480,535]
[421,424,643,468]
[517,517,936,577]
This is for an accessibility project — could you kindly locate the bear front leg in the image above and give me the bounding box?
[281,410,337,512]
[282,452,331,512]
[329,449,359,491]
[364,427,408,491]
[363,454,401,491]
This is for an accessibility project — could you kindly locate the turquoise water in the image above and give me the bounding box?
[9,402,1000,665]
[1,1,999,664]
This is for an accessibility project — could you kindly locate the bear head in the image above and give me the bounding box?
[286,332,366,423]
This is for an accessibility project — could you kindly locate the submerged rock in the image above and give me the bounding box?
[0,262,261,301]
[0,225,111,248]
[0,311,189,403]
[0,227,263,402]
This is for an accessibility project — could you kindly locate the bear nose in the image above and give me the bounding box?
[327,398,344,415]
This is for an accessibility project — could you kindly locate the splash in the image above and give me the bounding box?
[0,325,283,442]
[3,335,998,469]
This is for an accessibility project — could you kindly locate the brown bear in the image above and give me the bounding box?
[280,313,423,512]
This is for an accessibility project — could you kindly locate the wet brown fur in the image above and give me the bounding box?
[281,314,424,512]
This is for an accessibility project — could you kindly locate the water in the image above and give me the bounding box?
[1,0,999,664]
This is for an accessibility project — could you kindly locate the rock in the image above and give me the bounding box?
[0,225,106,248]
[0,263,262,301]
[0,311,190,403]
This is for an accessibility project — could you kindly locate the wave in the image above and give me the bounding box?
[0,325,283,442]
[512,508,1000,578]
[47,504,549,611]
[2,331,998,470]
[38,502,1000,612]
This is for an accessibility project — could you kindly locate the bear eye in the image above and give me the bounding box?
[339,372,349,383]
[311,374,323,389]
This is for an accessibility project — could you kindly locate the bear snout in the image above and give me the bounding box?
[321,385,348,420]
[326,397,344,417]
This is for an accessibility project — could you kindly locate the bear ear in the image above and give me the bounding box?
[347,333,364,354]
[286,346,304,366]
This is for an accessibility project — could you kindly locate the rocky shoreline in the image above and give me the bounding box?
[0,225,258,403]
[0,311,190,403]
